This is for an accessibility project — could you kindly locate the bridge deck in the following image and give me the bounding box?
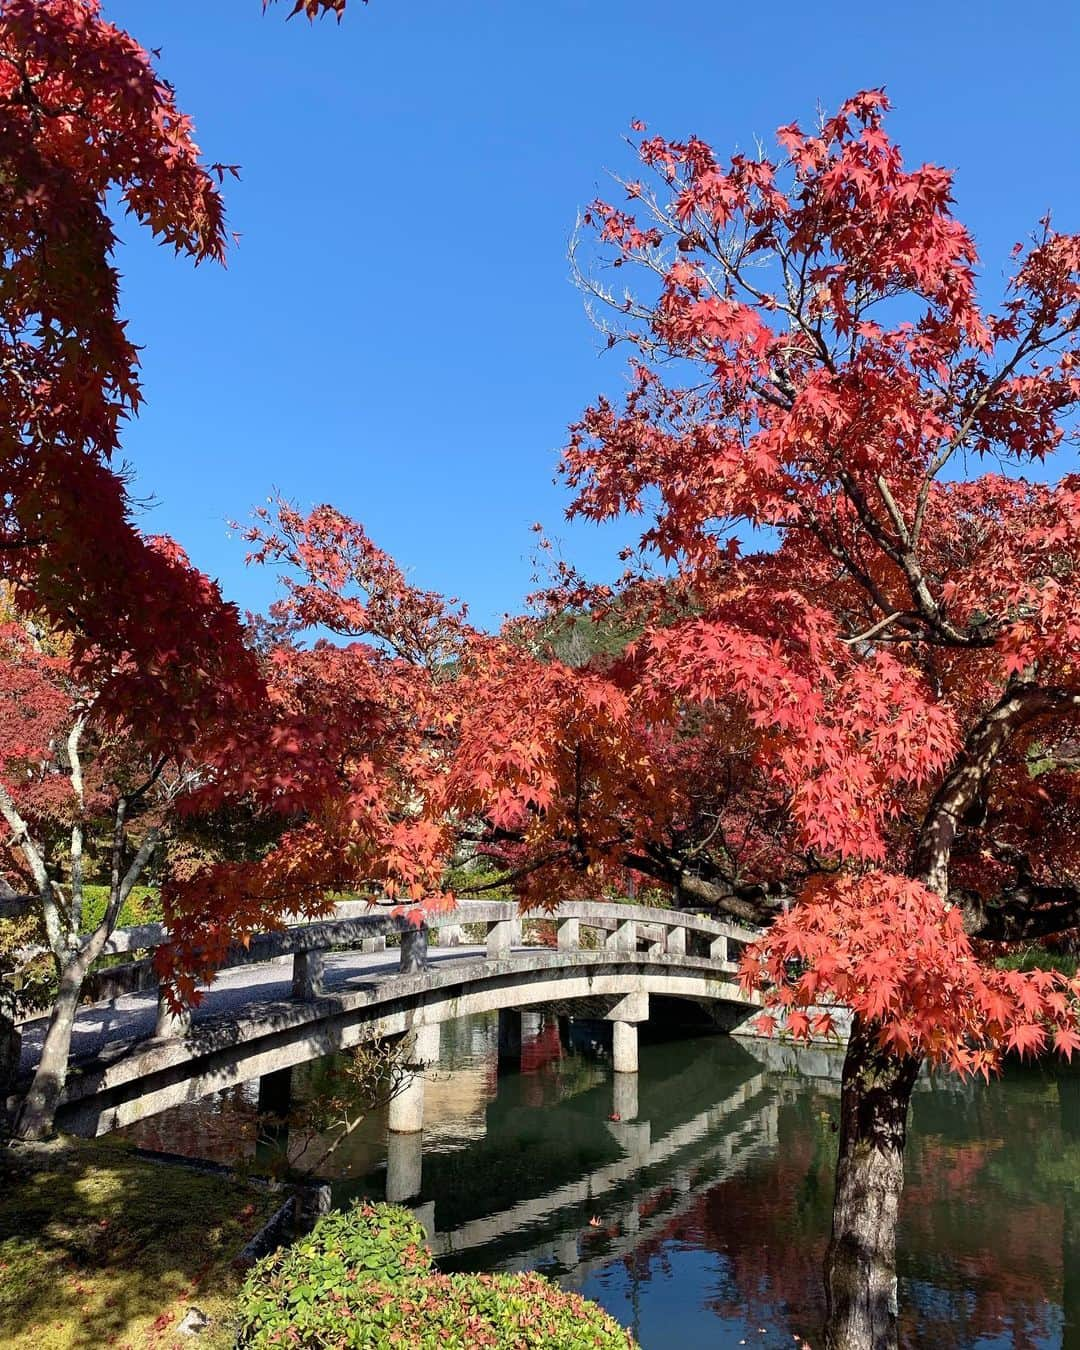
[12,901,763,1136]
[17,942,506,1076]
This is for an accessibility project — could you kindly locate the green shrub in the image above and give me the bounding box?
[80,883,161,933]
[236,1201,636,1349]
[242,1201,431,1300]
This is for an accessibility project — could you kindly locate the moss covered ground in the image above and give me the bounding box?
[0,1140,278,1350]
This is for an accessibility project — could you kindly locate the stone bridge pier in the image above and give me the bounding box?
[385,1023,440,1204]
[388,1023,441,1135]
[607,990,648,1075]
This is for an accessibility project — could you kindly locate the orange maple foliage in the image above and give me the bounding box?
[0,0,259,750]
[517,89,1080,1076]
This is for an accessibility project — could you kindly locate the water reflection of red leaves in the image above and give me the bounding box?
[606,1097,1065,1350]
[520,1023,566,1107]
[120,1086,260,1164]
[636,1187,675,1224]
[899,1137,1060,1350]
[521,1022,564,1076]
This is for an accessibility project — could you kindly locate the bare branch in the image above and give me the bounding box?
[839,612,914,646]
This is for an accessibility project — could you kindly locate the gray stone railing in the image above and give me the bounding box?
[20,898,760,1039]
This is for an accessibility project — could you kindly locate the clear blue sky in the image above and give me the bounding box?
[102,0,1080,627]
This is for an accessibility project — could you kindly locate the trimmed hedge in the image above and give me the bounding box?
[236,1201,636,1349]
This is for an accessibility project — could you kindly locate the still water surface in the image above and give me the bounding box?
[123,1016,1080,1349]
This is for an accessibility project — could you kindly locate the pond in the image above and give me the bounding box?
[121,1015,1080,1349]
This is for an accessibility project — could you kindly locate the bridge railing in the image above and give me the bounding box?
[21,898,760,1038]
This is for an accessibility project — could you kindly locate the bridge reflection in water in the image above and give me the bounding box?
[121,1013,1080,1350]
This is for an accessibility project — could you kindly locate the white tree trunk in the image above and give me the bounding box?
[14,954,88,1140]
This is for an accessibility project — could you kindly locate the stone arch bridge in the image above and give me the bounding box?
[13,901,763,1139]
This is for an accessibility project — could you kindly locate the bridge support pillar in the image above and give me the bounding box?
[388,1022,439,1134]
[385,1128,423,1202]
[155,985,190,1039]
[612,1069,638,1122]
[606,990,647,1075]
[612,1019,638,1074]
[497,1008,522,1074]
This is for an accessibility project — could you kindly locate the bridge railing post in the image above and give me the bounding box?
[155,983,191,1039]
[643,923,665,955]
[605,918,637,953]
[400,924,429,973]
[292,948,326,999]
[709,934,729,963]
[485,916,520,958]
[556,917,579,951]
[665,925,687,957]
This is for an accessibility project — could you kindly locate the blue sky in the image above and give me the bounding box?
[102,0,1080,628]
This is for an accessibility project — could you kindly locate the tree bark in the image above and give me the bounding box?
[11,818,159,1140]
[823,1015,921,1350]
[13,953,88,1141]
[0,980,19,1099]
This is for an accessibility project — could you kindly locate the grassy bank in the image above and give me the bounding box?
[995,946,1078,977]
[0,1140,278,1350]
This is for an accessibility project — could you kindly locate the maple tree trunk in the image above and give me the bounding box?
[14,956,87,1141]
[823,1015,920,1350]
[0,981,18,1099]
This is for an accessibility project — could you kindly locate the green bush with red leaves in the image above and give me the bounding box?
[235,1200,636,1348]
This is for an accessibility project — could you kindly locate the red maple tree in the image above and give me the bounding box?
[0,0,261,743]
[154,500,482,997]
[0,598,235,1138]
[495,90,1080,1349]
